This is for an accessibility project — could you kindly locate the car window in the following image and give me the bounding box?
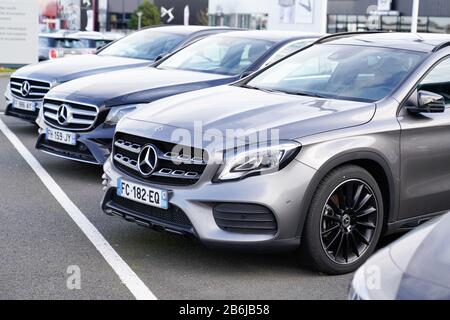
[247,44,425,102]
[158,36,274,76]
[79,39,112,49]
[260,39,314,68]
[98,30,185,61]
[39,37,52,47]
[55,38,85,49]
[418,58,450,104]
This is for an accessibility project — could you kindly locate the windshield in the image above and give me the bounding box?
[246,44,425,102]
[98,30,185,61]
[55,38,85,49]
[158,36,274,76]
[79,38,112,48]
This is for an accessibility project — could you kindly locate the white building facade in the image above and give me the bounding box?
[208,0,327,33]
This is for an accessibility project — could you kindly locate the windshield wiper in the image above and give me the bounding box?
[241,85,285,94]
[287,90,329,99]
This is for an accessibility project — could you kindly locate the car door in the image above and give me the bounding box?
[398,57,450,220]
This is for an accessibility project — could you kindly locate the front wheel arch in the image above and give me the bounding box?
[296,151,397,239]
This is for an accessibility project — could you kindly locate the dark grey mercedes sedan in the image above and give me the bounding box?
[4,26,232,123]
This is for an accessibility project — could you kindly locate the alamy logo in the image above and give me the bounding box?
[66,265,81,290]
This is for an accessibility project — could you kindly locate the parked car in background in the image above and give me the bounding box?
[101,32,450,274]
[4,26,232,124]
[38,32,89,62]
[72,31,124,53]
[349,213,450,300]
[35,31,320,165]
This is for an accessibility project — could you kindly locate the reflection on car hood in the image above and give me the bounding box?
[12,55,150,84]
[126,85,376,141]
[46,67,232,107]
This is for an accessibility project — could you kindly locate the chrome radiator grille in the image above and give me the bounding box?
[10,77,51,100]
[113,132,208,186]
[43,99,99,131]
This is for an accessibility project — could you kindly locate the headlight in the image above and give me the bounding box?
[105,105,140,125]
[215,141,301,182]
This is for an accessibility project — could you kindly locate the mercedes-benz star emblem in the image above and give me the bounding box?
[21,81,31,97]
[138,145,158,176]
[57,104,70,126]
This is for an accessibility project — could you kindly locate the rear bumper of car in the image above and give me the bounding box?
[101,156,317,251]
[36,123,115,165]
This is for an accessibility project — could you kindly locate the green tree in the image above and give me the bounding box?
[129,0,161,30]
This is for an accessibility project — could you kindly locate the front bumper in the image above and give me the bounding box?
[36,123,115,165]
[101,156,317,250]
[5,102,41,123]
[4,86,41,123]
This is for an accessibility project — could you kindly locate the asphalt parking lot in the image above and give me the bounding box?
[0,75,358,300]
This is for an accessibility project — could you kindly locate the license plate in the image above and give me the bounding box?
[13,99,35,111]
[117,178,169,210]
[46,127,77,146]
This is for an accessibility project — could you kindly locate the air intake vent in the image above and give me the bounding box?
[213,203,277,234]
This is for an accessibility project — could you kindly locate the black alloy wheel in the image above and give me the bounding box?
[320,179,379,265]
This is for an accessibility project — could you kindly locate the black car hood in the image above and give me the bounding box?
[12,55,150,84]
[46,67,232,107]
[125,85,376,141]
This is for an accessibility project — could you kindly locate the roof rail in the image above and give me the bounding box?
[314,31,389,44]
[432,41,450,52]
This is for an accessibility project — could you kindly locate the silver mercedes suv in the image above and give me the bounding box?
[101,32,450,274]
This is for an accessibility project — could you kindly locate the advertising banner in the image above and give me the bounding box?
[0,0,38,64]
[38,0,95,31]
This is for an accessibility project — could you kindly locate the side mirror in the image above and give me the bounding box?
[406,90,446,114]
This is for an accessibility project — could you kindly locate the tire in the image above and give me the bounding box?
[302,165,384,275]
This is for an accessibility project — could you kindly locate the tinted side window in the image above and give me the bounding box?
[39,37,52,47]
[418,58,450,104]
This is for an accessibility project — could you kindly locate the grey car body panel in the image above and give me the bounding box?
[126,85,376,142]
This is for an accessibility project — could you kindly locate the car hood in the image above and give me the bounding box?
[46,67,232,107]
[390,213,450,290]
[124,85,376,142]
[12,55,150,84]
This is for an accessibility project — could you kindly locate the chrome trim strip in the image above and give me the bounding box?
[162,151,206,165]
[40,150,99,165]
[44,111,58,121]
[114,140,141,154]
[43,103,59,111]
[11,93,44,101]
[10,76,52,87]
[114,154,138,171]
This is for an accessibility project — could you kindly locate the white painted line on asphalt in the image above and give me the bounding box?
[0,118,157,300]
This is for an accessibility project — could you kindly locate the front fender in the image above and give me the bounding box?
[294,132,401,238]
